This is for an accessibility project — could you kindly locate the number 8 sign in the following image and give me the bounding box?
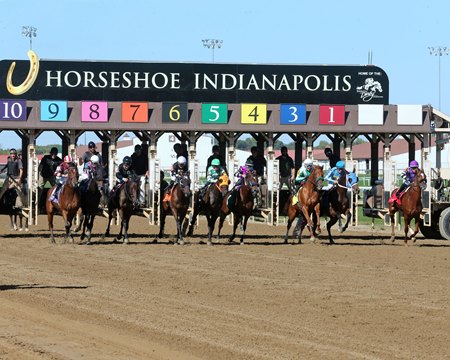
[81,101,108,122]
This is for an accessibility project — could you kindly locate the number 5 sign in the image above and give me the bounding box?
[319,105,345,125]
[202,103,227,124]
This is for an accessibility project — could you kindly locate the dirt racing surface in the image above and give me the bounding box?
[0,214,449,360]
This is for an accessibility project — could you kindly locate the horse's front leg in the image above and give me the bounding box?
[9,215,17,231]
[48,211,56,244]
[186,200,200,237]
[74,209,84,232]
[388,205,397,244]
[207,214,219,246]
[314,203,321,234]
[410,217,421,244]
[217,210,227,242]
[240,214,250,245]
[341,210,351,233]
[301,205,316,243]
[86,214,96,243]
[103,210,113,239]
[116,209,124,242]
[229,213,239,243]
[122,213,130,244]
[158,209,166,239]
[177,214,185,246]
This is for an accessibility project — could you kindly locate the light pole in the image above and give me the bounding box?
[22,26,37,50]
[428,46,449,110]
[202,39,223,63]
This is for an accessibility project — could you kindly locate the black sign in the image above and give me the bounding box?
[0,56,389,104]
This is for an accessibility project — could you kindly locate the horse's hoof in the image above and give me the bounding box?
[284,238,288,244]
[207,241,212,246]
[123,239,129,245]
[329,239,335,245]
[80,234,85,241]
[240,241,244,245]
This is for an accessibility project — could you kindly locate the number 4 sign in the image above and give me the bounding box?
[319,105,345,125]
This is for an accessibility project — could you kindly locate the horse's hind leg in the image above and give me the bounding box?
[9,215,17,231]
[284,216,293,244]
[341,211,351,233]
[326,216,339,244]
[229,213,239,243]
[186,201,200,237]
[217,211,227,242]
[240,215,250,245]
[388,206,396,244]
[158,211,166,239]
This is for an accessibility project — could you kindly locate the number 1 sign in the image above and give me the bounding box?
[319,105,345,125]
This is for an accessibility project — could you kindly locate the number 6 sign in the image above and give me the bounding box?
[319,105,345,125]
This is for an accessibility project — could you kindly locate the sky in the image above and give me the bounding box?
[0,0,449,148]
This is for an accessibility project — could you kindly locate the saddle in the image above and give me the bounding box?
[388,187,408,206]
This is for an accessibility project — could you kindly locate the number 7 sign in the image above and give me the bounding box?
[319,105,345,125]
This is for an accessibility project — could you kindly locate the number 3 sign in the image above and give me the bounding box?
[319,105,345,125]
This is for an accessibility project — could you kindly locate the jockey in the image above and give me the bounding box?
[164,156,189,201]
[49,155,73,202]
[389,160,421,203]
[323,160,347,191]
[110,156,136,198]
[233,164,249,190]
[294,158,313,191]
[200,158,225,198]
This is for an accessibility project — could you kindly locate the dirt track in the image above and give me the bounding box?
[1,214,449,360]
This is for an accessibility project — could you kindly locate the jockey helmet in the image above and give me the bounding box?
[245,158,254,167]
[211,159,221,166]
[304,158,313,166]
[90,155,100,164]
[336,161,345,169]
[177,156,187,165]
[239,165,248,175]
[63,155,72,163]
[88,141,96,149]
[123,156,132,165]
[324,148,332,155]
[409,160,419,168]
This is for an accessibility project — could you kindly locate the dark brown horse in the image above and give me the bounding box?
[76,174,102,244]
[104,176,140,244]
[388,169,427,246]
[187,174,229,245]
[46,166,80,244]
[318,171,360,244]
[159,175,191,245]
[217,183,254,245]
[284,165,324,244]
[0,186,28,232]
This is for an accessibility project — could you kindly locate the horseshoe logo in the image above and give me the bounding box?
[6,50,40,96]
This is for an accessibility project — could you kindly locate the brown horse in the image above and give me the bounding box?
[104,176,140,244]
[318,171,360,244]
[46,166,80,244]
[217,183,254,245]
[284,165,324,244]
[77,174,102,244]
[388,169,427,246]
[159,174,191,245]
[187,174,229,245]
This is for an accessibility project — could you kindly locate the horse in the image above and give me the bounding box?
[104,176,140,244]
[317,171,360,244]
[284,165,324,244]
[217,182,255,245]
[159,174,191,245]
[76,172,102,244]
[0,187,28,232]
[46,166,81,244]
[388,169,427,246]
[187,174,229,245]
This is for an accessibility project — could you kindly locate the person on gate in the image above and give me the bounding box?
[276,146,295,191]
[0,148,24,206]
[163,156,189,202]
[49,155,74,202]
[131,144,148,206]
[206,145,228,175]
[109,156,136,199]
[79,155,100,192]
[323,160,347,191]
[294,158,314,192]
[200,158,226,199]
[246,146,267,183]
[38,147,62,204]
[324,147,341,169]
[389,160,421,204]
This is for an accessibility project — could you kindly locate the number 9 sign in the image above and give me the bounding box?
[40,100,68,121]
[162,102,188,123]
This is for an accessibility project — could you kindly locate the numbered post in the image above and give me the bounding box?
[40,100,68,121]
[0,99,27,121]
[202,103,228,124]
[122,102,149,123]
[319,105,345,125]
[241,104,267,124]
[162,102,188,123]
[280,104,306,125]
[81,101,109,122]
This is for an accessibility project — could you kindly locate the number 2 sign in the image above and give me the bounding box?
[319,105,345,125]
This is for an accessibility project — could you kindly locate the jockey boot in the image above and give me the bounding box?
[49,184,61,202]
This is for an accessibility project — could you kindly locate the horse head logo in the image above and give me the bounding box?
[356,78,383,102]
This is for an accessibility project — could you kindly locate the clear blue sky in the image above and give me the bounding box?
[0,0,449,148]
